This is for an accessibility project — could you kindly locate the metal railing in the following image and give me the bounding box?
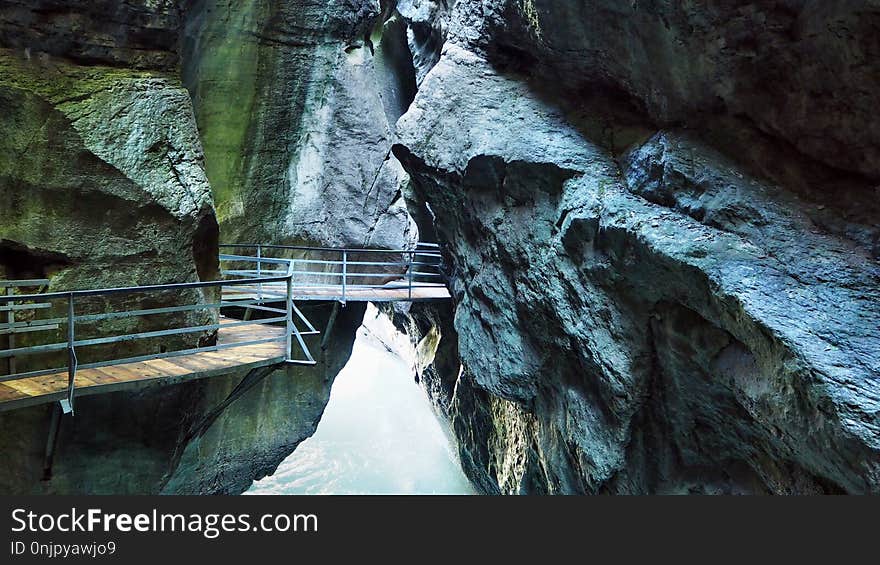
[0,243,447,415]
[0,274,312,415]
[219,242,445,305]
[1,280,53,377]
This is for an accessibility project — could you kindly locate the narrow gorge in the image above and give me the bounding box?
[0,0,877,494]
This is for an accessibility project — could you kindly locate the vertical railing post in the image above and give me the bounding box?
[285,260,293,362]
[6,287,15,376]
[341,250,347,306]
[291,258,297,294]
[256,244,263,302]
[407,251,413,301]
[63,293,77,415]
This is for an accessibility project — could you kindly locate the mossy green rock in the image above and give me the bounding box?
[0,50,217,288]
[182,0,417,247]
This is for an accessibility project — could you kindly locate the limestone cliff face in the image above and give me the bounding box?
[0,1,217,290]
[3,0,878,496]
[181,0,418,248]
[0,1,369,495]
[393,0,880,494]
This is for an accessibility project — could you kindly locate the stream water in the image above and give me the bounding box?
[246,306,475,495]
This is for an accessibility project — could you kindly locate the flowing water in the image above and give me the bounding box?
[246,306,475,495]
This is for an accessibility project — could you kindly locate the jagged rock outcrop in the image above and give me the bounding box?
[0,2,216,289]
[181,0,418,248]
[3,0,878,497]
[397,0,448,84]
[0,1,219,367]
[393,0,880,493]
[0,1,368,495]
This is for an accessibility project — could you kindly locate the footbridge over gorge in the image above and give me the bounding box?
[0,242,449,415]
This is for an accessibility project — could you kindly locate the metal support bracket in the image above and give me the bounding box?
[320,302,340,351]
[42,402,65,481]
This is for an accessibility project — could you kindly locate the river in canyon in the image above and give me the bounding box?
[247,306,475,495]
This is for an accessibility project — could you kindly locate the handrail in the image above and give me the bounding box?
[219,243,442,256]
[0,273,308,414]
[3,281,51,381]
[0,279,50,288]
[0,276,290,304]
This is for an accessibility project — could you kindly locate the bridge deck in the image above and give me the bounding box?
[222,281,451,302]
[0,317,286,413]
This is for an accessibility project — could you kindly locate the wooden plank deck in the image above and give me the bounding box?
[0,317,286,412]
[223,281,451,302]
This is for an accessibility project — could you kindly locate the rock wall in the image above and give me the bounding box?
[181,0,418,248]
[0,1,219,376]
[0,1,217,291]
[3,0,878,496]
[393,0,880,493]
[0,1,369,495]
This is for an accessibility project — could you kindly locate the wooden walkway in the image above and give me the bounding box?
[0,317,286,412]
[222,281,451,302]
[0,244,451,416]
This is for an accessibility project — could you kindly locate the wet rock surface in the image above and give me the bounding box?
[181,0,418,248]
[0,1,367,495]
[1,0,878,495]
[393,1,880,493]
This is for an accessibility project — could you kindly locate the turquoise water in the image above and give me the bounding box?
[246,311,475,495]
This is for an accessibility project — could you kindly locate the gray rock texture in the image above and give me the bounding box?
[181,0,418,248]
[3,0,879,497]
[393,1,880,494]
[0,2,219,364]
[0,1,367,495]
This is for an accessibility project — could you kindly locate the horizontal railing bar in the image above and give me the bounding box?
[73,316,287,349]
[289,271,442,279]
[221,290,288,299]
[0,317,66,330]
[221,270,288,275]
[73,299,275,323]
[289,256,441,265]
[290,271,383,279]
[289,259,344,266]
[292,283,446,290]
[0,324,60,336]
[0,279,50,287]
[229,281,445,287]
[0,303,52,313]
[0,341,67,359]
[288,261,442,269]
[0,276,289,304]
[219,254,291,265]
[219,244,441,256]
[345,284,445,289]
